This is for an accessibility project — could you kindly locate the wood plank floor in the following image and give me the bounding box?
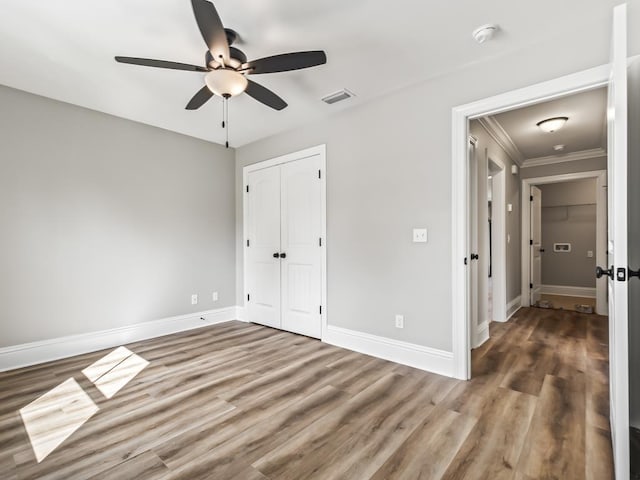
[0,307,612,479]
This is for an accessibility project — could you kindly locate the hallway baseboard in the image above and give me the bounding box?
[540,285,596,298]
[506,295,522,321]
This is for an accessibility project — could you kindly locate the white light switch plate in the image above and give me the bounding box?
[191,294,198,305]
[587,250,594,258]
[413,228,427,243]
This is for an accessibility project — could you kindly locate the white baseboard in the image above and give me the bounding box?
[540,285,596,298]
[322,325,454,378]
[473,322,490,348]
[506,295,522,321]
[235,305,248,322]
[0,306,238,372]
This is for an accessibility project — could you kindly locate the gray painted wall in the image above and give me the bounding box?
[470,120,522,306]
[235,13,636,352]
[539,180,597,288]
[0,85,236,347]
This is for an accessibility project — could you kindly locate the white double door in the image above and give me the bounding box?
[245,155,323,339]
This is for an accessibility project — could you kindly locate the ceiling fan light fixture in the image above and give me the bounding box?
[536,116,569,133]
[205,69,248,97]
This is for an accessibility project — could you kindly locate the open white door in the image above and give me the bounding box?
[468,137,479,349]
[530,186,542,305]
[601,4,630,478]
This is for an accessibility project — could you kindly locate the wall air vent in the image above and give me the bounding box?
[321,89,355,105]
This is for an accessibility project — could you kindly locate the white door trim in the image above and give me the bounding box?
[451,64,609,380]
[520,170,607,315]
[242,145,327,339]
[488,156,508,324]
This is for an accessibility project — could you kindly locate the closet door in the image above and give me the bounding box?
[246,166,281,329]
[280,156,323,338]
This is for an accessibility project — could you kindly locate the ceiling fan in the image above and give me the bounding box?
[115,0,327,145]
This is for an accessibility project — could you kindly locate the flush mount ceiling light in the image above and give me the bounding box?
[553,144,566,151]
[472,24,498,44]
[536,116,569,133]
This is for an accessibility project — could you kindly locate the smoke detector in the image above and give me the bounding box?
[472,24,498,44]
[322,89,355,105]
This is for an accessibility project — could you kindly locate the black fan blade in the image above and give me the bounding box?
[115,56,208,72]
[245,80,287,110]
[242,51,326,75]
[186,85,214,110]
[191,0,229,63]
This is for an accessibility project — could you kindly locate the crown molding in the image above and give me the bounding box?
[520,147,607,168]
[476,116,524,166]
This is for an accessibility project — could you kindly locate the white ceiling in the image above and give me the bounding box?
[490,87,607,161]
[0,0,623,147]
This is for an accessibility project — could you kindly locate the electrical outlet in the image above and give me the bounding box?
[191,294,198,305]
[395,314,404,329]
[587,250,594,258]
[212,291,219,302]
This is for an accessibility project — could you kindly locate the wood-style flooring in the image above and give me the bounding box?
[0,307,612,479]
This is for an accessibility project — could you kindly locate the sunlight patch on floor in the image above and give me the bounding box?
[19,378,98,462]
[82,346,149,399]
[93,352,149,399]
[81,346,133,382]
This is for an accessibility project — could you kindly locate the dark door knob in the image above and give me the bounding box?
[273,252,280,258]
[630,267,640,279]
[539,248,545,253]
[470,253,479,260]
[280,252,287,259]
[596,266,614,279]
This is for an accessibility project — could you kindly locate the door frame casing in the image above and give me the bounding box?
[451,64,609,380]
[242,144,328,339]
[520,171,607,315]
[487,156,507,325]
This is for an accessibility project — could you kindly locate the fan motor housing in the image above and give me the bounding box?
[206,47,246,70]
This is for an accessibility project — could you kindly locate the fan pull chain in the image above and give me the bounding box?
[225,97,229,149]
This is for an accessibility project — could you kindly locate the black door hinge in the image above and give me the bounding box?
[530,283,533,289]
[319,237,322,247]
[530,195,533,201]
[247,294,250,301]
[247,239,250,247]
[318,170,321,179]
[246,185,249,193]
[464,257,468,265]
[319,305,322,314]
[530,239,533,246]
